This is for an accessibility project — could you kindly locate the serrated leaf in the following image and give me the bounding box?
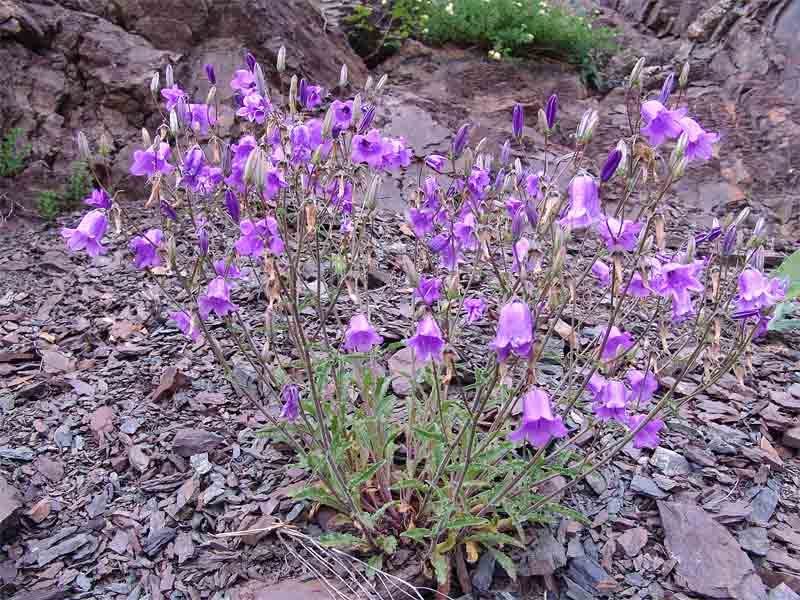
[773,249,800,299]
[445,515,490,530]
[317,533,366,549]
[400,527,432,541]
[490,549,517,582]
[288,487,345,512]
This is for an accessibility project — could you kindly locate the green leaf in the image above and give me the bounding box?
[464,531,524,549]
[445,515,490,530]
[400,527,433,541]
[490,549,517,582]
[365,554,383,581]
[349,460,386,490]
[361,501,397,529]
[391,479,427,491]
[431,552,450,586]
[413,426,445,443]
[774,249,800,300]
[379,535,398,555]
[317,533,366,549]
[288,487,345,511]
[768,301,800,331]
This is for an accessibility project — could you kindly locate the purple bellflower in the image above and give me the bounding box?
[512,103,524,138]
[204,64,216,84]
[545,94,558,129]
[235,218,285,257]
[463,298,486,323]
[280,385,300,422]
[596,216,642,253]
[237,93,271,124]
[508,388,567,448]
[490,300,534,362]
[331,99,354,128]
[224,190,240,224]
[627,415,664,449]
[593,379,628,422]
[351,129,385,168]
[230,69,256,93]
[414,277,442,306]
[129,228,163,269]
[600,326,634,361]
[169,310,203,342]
[679,117,719,162]
[736,269,787,313]
[626,369,658,405]
[600,149,622,182]
[344,314,383,352]
[198,277,239,320]
[560,174,601,229]
[452,123,470,157]
[213,259,245,280]
[640,100,686,147]
[407,316,445,364]
[84,188,111,209]
[591,260,611,286]
[61,210,108,257]
[161,84,186,111]
[425,154,447,173]
[130,143,175,177]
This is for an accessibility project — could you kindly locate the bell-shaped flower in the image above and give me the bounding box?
[490,300,533,362]
[627,414,664,449]
[736,269,787,313]
[463,298,486,323]
[344,314,383,352]
[407,316,445,364]
[600,326,634,361]
[626,370,658,405]
[280,385,301,422]
[592,379,628,422]
[508,388,567,448]
[640,100,686,147]
[560,175,600,230]
[596,216,642,253]
[198,277,239,320]
[61,210,108,257]
[414,277,442,306]
[129,228,163,269]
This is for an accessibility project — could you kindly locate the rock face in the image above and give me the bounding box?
[0,0,366,209]
[658,501,767,599]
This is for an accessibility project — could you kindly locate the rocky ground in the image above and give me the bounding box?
[2,0,800,599]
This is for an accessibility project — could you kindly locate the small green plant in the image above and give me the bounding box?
[37,190,61,221]
[0,128,31,178]
[423,0,616,64]
[36,161,94,220]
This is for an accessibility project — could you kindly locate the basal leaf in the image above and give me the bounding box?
[400,527,433,541]
[774,249,800,299]
[445,515,490,530]
[490,549,517,582]
[317,532,366,549]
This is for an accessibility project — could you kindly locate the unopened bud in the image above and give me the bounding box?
[76,131,91,162]
[99,132,112,157]
[614,139,628,176]
[654,214,666,250]
[576,110,598,144]
[474,137,487,155]
[205,86,216,107]
[538,108,548,134]
[254,64,267,97]
[243,148,263,187]
[289,75,298,114]
[750,246,765,271]
[641,234,654,255]
[500,139,511,165]
[165,64,174,88]
[722,224,737,256]
[364,174,381,211]
[678,61,690,89]
[150,72,160,97]
[142,128,152,148]
[462,148,474,175]
[166,233,177,270]
[322,105,335,138]
[685,236,696,262]
[276,46,286,72]
[169,109,179,136]
[752,217,766,240]
[733,206,751,227]
[628,57,645,88]
[671,156,687,179]
[364,75,374,94]
[514,158,523,177]
[339,64,348,88]
[375,73,388,93]
[351,93,363,126]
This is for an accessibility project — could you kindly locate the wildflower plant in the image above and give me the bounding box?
[63,55,795,591]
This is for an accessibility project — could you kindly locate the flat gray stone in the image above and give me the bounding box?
[750,487,780,525]
[739,527,770,557]
[650,447,691,476]
[630,475,668,499]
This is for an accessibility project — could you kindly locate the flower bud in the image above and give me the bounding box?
[289,75,298,114]
[462,148,475,175]
[364,174,381,211]
[671,156,687,179]
[99,132,112,157]
[614,140,628,177]
[339,64,348,88]
[322,104,335,138]
[142,128,152,148]
[658,72,674,105]
[254,63,267,97]
[628,57,645,88]
[160,199,177,222]
[205,86,216,107]
[197,227,209,257]
[576,109,598,144]
[514,158,523,178]
[357,105,375,134]
[750,246,764,271]
[245,52,257,72]
[678,61,690,89]
[243,148,262,187]
[165,64,174,88]
[685,235,696,262]
[452,123,470,157]
[600,148,622,183]
[375,73,388,93]
[150,72,160,97]
[169,109,179,136]
[503,173,514,193]
[76,131,91,162]
[276,46,286,72]
[512,103,524,138]
[545,94,558,129]
[225,189,240,223]
[733,206,751,227]
[205,63,216,85]
[534,113,547,141]
[166,233,177,270]
[722,224,737,256]
[351,93,363,126]
[752,217,765,241]
[500,139,511,165]
[474,137,487,155]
